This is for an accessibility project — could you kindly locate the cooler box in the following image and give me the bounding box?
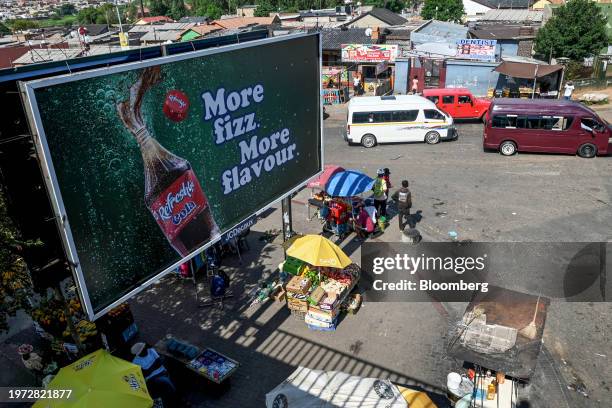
[283,257,305,276]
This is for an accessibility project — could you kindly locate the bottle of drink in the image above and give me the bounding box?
[118,67,219,256]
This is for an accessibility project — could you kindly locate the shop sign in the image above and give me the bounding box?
[20,33,322,320]
[456,39,497,61]
[341,44,398,63]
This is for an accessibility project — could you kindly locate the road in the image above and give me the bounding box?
[128,103,612,408]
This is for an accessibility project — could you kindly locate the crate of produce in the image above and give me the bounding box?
[307,286,326,306]
[286,275,312,295]
[283,257,305,276]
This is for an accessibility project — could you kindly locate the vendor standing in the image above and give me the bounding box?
[392,180,412,230]
[131,342,176,403]
[372,169,389,217]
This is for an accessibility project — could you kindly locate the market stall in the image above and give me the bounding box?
[446,286,549,407]
[280,235,361,331]
[154,337,239,387]
[34,349,153,408]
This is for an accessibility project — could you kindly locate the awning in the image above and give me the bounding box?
[494,61,562,79]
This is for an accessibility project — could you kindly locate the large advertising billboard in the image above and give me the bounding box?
[20,33,322,319]
[341,44,398,63]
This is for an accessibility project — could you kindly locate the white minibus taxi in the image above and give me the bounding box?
[345,95,457,148]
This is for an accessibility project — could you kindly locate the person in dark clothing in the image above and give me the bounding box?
[391,180,412,230]
[132,342,176,404]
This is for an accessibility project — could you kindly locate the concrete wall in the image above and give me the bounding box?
[498,41,519,59]
[463,0,492,17]
[445,60,500,96]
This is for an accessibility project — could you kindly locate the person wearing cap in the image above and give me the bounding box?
[372,169,389,218]
[131,342,175,402]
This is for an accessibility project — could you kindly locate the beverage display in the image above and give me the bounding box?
[117,67,219,256]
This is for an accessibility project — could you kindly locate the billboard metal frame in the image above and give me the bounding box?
[19,32,323,320]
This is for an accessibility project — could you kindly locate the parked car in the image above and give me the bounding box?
[345,95,457,148]
[483,99,612,158]
[423,88,491,121]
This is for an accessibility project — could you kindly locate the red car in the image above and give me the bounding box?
[423,88,491,121]
[484,98,612,158]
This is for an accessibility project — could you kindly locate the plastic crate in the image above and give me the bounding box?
[283,257,305,276]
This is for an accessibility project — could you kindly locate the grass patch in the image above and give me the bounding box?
[38,15,77,28]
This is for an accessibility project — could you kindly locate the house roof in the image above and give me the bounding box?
[347,7,407,26]
[178,16,209,24]
[213,16,280,29]
[469,0,531,8]
[413,20,468,39]
[137,16,174,24]
[320,27,372,50]
[469,25,537,39]
[140,30,183,42]
[182,24,224,36]
[479,9,543,23]
[129,23,194,33]
[80,24,110,36]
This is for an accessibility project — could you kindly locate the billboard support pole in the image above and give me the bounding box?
[281,196,293,249]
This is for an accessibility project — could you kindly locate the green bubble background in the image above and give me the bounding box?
[33,35,321,313]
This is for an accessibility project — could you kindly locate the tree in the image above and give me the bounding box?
[0,22,9,35]
[58,3,77,16]
[7,19,40,31]
[168,0,187,20]
[76,7,99,24]
[421,0,463,22]
[535,0,608,62]
[150,0,170,16]
[362,0,406,13]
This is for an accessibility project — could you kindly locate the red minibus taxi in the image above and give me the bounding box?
[423,88,491,121]
[483,99,612,158]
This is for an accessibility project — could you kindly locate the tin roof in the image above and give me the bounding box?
[321,27,372,50]
[479,9,543,22]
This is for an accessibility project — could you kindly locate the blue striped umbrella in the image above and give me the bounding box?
[325,170,374,197]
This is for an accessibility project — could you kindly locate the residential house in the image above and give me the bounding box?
[469,25,538,59]
[129,23,195,45]
[532,0,564,10]
[299,7,350,24]
[475,9,543,25]
[236,5,257,18]
[178,16,210,24]
[213,16,281,30]
[321,27,372,66]
[135,16,174,25]
[343,7,407,28]
[180,24,223,42]
[463,0,531,21]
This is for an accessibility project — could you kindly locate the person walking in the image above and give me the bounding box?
[372,168,389,218]
[563,81,574,100]
[411,76,419,95]
[392,180,412,230]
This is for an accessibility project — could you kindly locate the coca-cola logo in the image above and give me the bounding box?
[156,181,196,222]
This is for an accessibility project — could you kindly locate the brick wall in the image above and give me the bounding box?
[517,40,534,58]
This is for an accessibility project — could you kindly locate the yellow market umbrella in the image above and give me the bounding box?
[34,349,153,408]
[286,234,352,269]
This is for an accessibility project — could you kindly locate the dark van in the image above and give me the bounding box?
[484,99,612,158]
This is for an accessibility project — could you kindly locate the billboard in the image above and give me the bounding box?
[341,44,398,63]
[20,33,322,319]
[456,39,496,61]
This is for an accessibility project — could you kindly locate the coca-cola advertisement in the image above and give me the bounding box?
[20,34,322,319]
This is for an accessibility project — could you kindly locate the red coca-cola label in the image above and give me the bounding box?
[163,90,190,122]
[149,170,207,241]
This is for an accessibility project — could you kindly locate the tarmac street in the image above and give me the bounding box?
[126,103,612,407]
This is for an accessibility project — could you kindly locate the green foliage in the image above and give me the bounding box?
[535,0,608,61]
[0,188,40,333]
[0,22,9,34]
[362,0,406,13]
[191,0,225,19]
[76,7,100,24]
[421,0,463,22]
[58,3,77,16]
[7,19,40,31]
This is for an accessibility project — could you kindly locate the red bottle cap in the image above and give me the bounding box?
[163,90,190,122]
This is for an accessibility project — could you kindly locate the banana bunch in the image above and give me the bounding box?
[75,320,97,341]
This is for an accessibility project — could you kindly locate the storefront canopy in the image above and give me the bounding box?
[494,61,562,79]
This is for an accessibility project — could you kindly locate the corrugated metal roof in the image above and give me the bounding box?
[140,30,183,42]
[129,23,195,33]
[13,48,82,64]
[320,28,372,50]
[479,9,543,22]
[415,20,468,38]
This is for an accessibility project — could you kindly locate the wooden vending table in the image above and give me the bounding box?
[155,338,239,385]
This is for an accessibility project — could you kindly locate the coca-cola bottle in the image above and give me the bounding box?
[117,66,219,256]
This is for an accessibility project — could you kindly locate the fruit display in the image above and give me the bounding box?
[75,320,97,342]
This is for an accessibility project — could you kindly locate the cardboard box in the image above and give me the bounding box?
[286,276,312,295]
